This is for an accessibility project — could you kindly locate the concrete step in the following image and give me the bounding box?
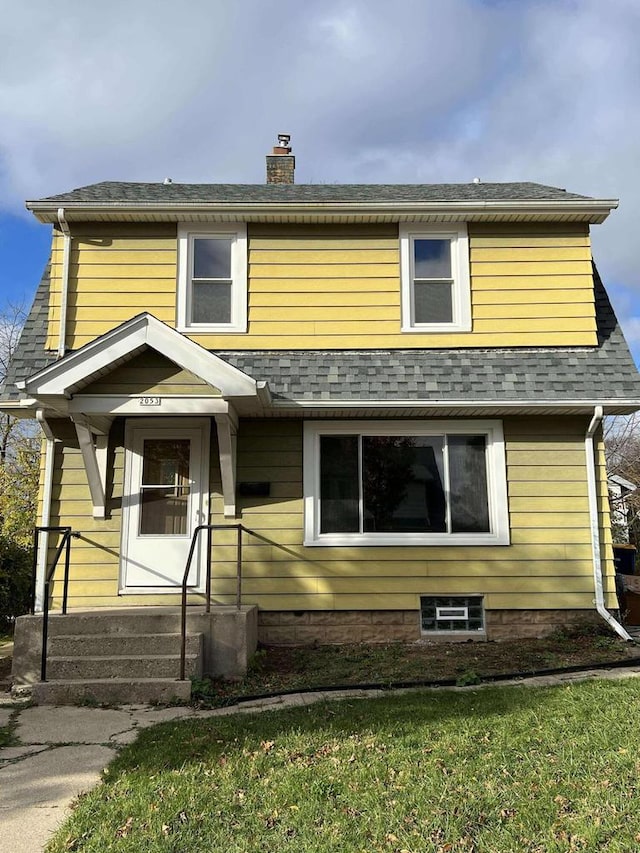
[32,678,192,706]
[46,610,190,637]
[47,653,201,681]
[48,632,202,658]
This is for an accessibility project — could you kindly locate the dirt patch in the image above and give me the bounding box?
[192,624,640,706]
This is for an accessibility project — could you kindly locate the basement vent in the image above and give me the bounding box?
[420,595,484,633]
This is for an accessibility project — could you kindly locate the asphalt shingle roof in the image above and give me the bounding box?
[32,181,591,205]
[217,269,640,403]
[1,263,54,400]
[3,266,639,406]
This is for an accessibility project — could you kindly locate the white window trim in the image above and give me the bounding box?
[400,224,471,333]
[177,223,247,333]
[303,419,509,547]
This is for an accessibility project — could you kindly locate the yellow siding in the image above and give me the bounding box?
[81,349,218,396]
[48,415,615,613]
[48,223,177,351]
[55,222,597,350]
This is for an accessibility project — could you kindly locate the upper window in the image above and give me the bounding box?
[303,420,509,547]
[177,224,247,332]
[400,225,471,332]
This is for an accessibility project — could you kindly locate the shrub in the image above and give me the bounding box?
[0,535,33,630]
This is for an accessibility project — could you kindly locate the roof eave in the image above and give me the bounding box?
[6,396,639,420]
[25,198,619,225]
[268,398,640,416]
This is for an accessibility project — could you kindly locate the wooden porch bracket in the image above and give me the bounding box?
[214,409,238,518]
[71,415,112,519]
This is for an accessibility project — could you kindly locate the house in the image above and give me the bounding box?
[5,136,640,702]
[608,474,637,544]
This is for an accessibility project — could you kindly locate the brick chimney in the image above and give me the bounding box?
[266,133,295,184]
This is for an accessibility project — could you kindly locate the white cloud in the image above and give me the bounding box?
[619,316,640,348]
[1,0,640,305]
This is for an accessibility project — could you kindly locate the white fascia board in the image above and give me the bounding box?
[23,314,150,394]
[26,198,619,225]
[23,313,258,399]
[0,399,41,419]
[144,318,256,395]
[271,398,640,414]
[68,395,230,416]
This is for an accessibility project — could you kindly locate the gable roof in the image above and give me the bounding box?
[26,181,617,225]
[18,313,258,399]
[3,266,639,414]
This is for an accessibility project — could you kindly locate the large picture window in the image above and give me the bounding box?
[304,420,509,546]
[177,223,247,332]
[400,224,471,332]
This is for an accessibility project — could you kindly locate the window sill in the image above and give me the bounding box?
[304,532,510,547]
[400,322,472,333]
[177,324,247,334]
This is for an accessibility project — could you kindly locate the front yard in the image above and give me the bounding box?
[49,677,640,852]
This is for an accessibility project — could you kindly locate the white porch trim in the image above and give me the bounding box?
[17,316,264,523]
[18,313,258,399]
[215,408,239,518]
[67,395,231,416]
[72,416,109,519]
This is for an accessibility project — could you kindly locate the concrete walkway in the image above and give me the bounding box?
[2,663,640,852]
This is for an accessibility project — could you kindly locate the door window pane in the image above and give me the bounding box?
[362,436,446,533]
[140,439,191,535]
[140,487,190,535]
[142,440,190,486]
[320,436,359,533]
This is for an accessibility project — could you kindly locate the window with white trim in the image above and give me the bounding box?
[420,595,485,633]
[177,224,247,332]
[303,420,509,546]
[400,224,471,332]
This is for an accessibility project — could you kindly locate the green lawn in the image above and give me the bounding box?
[49,678,640,852]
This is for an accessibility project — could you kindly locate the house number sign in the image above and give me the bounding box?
[139,397,161,407]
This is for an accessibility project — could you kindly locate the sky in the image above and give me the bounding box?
[1,0,640,361]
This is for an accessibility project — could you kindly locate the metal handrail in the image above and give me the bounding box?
[179,523,244,680]
[33,526,80,682]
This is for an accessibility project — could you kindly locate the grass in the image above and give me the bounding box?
[0,725,16,748]
[191,625,639,707]
[0,710,19,748]
[48,677,640,852]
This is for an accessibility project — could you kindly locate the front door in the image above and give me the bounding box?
[121,420,210,591]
